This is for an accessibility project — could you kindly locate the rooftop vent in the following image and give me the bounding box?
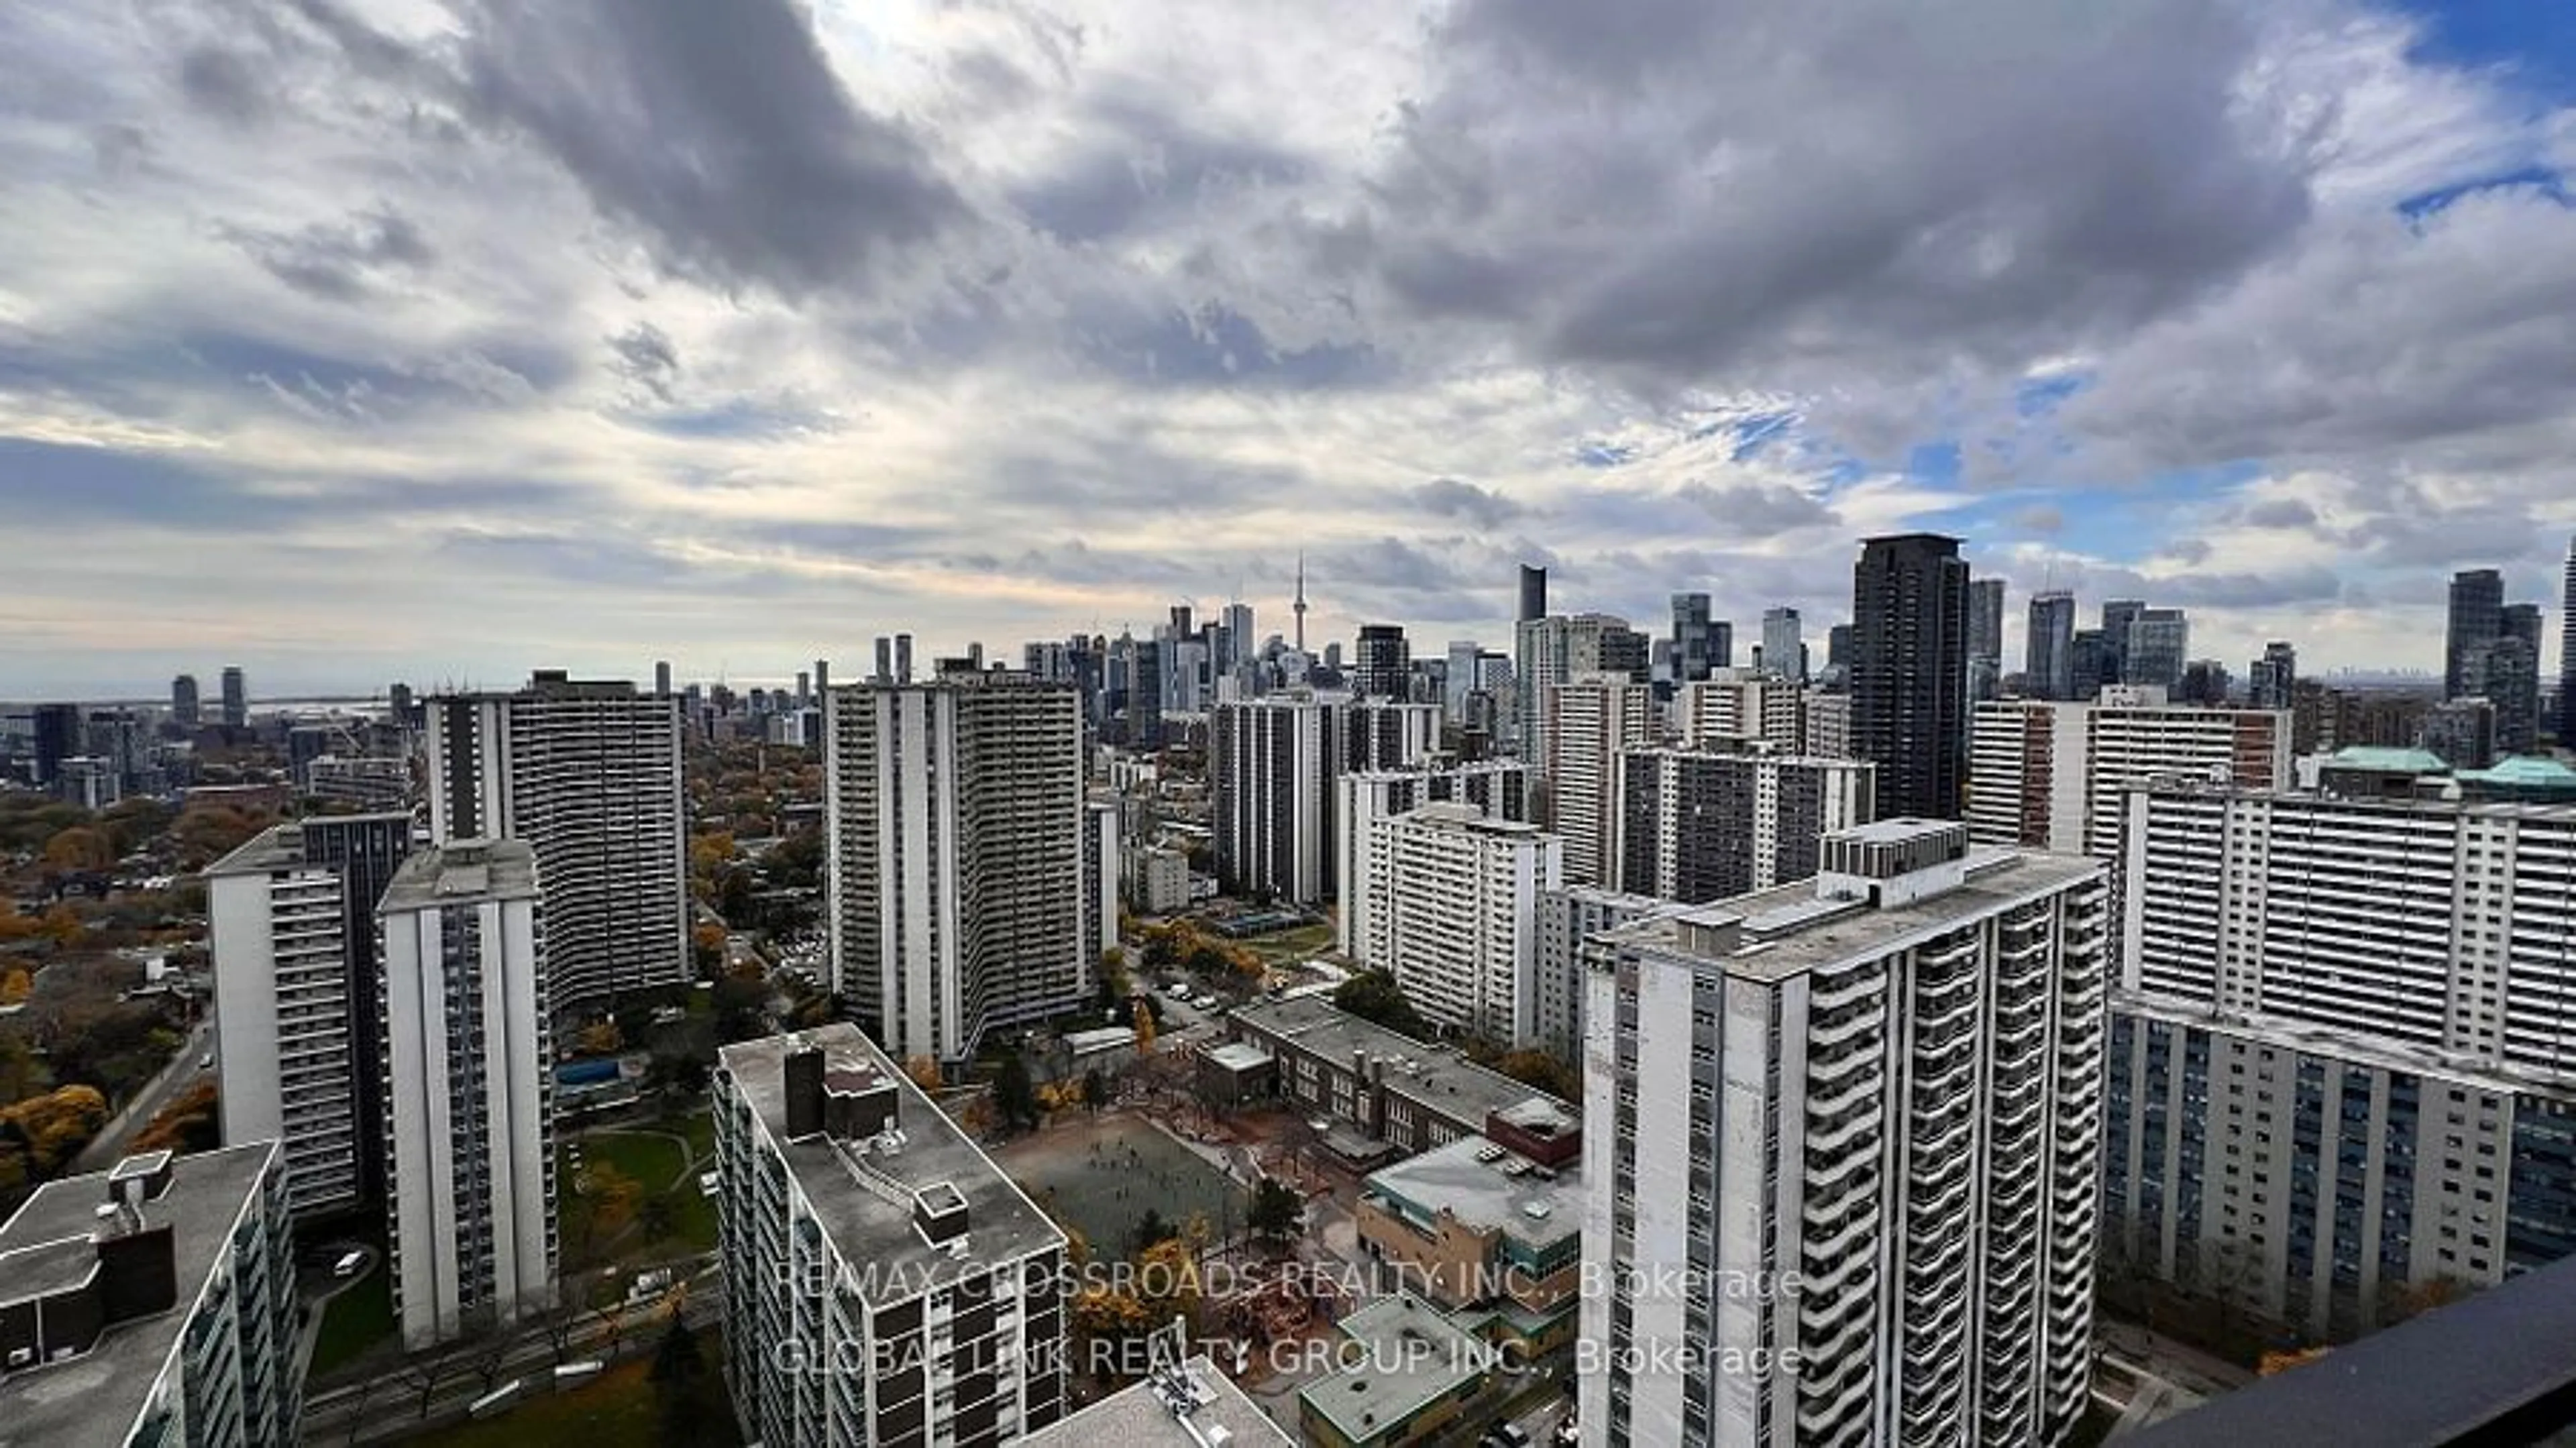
[914,1180,969,1246]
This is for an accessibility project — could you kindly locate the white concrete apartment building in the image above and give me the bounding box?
[715,1025,1069,1447]
[1338,760,1532,961]
[377,839,555,1349]
[1583,821,2109,1448]
[2102,996,2576,1340]
[1534,885,1678,1064]
[1968,688,2292,860]
[1677,671,1807,753]
[2106,783,2576,1334]
[1545,673,1654,887]
[1515,612,1644,766]
[0,1145,301,1448]
[824,675,1104,1069]
[1347,803,1563,1046]
[2116,784,2576,1070]
[425,670,688,1017]
[1210,693,1437,907]
[205,813,414,1221]
[1613,747,1876,905]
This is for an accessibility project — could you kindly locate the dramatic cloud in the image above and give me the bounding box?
[1411,478,1523,529]
[0,0,2571,694]
[447,0,967,297]
[1367,0,2313,394]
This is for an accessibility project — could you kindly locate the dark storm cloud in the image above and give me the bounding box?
[0,437,584,532]
[606,323,681,403]
[1011,97,1312,244]
[176,329,568,419]
[2159,565,2343,610]
[2062,192,2576,476]
[1073,299,1385,389]
[1410,478,1523,529]
[176,46,270,124]
[219,207,436,302]
[1368,0,2313,385]
[1679,482,1838,535]
[2237,498,2318,529]
[440,0,965,297]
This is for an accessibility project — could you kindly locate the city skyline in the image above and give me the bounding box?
[5,3,2576,696]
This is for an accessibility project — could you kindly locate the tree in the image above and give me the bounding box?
[1130,1208,1175,1256]
[39,904,84,950]
[1249,1176,1304,1248]
[1334,970,1431,1040]
[650,1319,708,1444]
[1082,1069,1111,1113]
[712,973,770,1043]
[42,826,115,875]
[905,1056,946,1093]
[1134,999,1157,1055]
[1136,1235,1204,1323]
[995,1054,1039,1133]
[0,969,30,1006]
[131,1080,221,1154]
[566,1161,643,1268]
[3,1083,110,1175]
[1493,1049,1579,1101]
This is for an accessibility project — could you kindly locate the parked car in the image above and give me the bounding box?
[332,1250,366,1278]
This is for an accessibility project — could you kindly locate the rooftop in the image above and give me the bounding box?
[1362,1135,1585,1251]
[2320,744,2452,775]
[1228,997,1570,1124]
[0,1143,280,1448]
[202,814,413,877]
[376,838,538,912]
[716,1025,1061,1304]
[1203,1042,1273,1072]
[1395,802,1546,839]
[1599,845,2102,983]
[2114,993,2576,1099]
[2145,775,2576,825]
[2128,1249,2576,1447]
[2455,755,2576,790]
[1301,1293,1495,1443]
[1020,1354,1294,1446]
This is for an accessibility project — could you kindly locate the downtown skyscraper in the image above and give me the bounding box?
[425,670,689,1017]
[824,673,1108,1067]
[1851,533,1972,819]
[2447,567,2506,700]
[2563,537,2576,744]
[2029,590,2071,695]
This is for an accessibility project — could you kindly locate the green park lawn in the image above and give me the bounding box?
[310,1265,396,1376]
[565,1123,717,1258]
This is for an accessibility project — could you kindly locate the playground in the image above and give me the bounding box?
[994,1112,1248,1256]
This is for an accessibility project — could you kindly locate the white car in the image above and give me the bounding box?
[332,1250,366,1278]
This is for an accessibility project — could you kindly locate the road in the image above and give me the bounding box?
[73,1014,214,1172]
[298,1266,721,1445]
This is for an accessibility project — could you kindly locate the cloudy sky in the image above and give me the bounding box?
[3,0,2573,698]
